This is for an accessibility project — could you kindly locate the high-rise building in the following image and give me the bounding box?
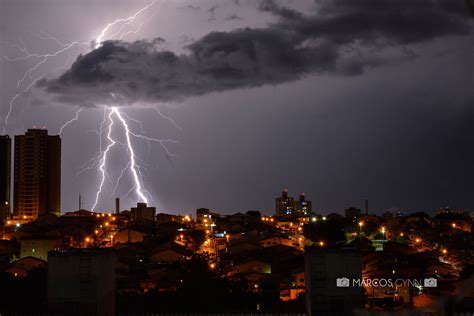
[14,129,61,220]
[276,190,311,216]
[275,189,295,216]
[294,193,312,216]
[0,135,11,222]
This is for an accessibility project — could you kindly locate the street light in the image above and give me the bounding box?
[358,221,364,234]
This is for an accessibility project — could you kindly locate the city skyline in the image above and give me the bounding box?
[1,0,473,214]
[1,1,474,314]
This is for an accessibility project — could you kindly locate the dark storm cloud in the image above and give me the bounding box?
[39,0,472,106]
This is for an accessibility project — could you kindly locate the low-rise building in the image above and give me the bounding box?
[20,237,61,260]
[47,249,115,316]
[114,228,148,244]
[305,247,363,315]
[131,203,156,222]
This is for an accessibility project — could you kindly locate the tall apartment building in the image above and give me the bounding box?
[14,129,61,220]
[0,135,11,222]
[276,190,312,216]
[276,189,295,216]
[294,193,312,216]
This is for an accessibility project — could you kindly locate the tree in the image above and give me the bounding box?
[188,229,206,250]
[303,219,346,245]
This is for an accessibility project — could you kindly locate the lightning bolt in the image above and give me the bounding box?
[1,0,160,135]
[2,0,175,212]
[2,70,59,135]
[153,107,182,131]
[94,0,157,48]
[112,161,131,196]
[112,107,149,203]
[58,108,83,134]
[6,39,90,88]
[91,109,116,211]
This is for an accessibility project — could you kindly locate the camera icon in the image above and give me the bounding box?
[424,278,437,287]
[336,277,350,287]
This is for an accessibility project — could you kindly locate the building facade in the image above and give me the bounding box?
[20,237,62,261]
[47,249,115,316]
[275,189,295,215]
[276,190,312,216]
[131,202,156,222]
[294,193,312,216]
[305,247,363,315]
[0,135,11,223]
[14,129,61,220]
[345,207,362,220]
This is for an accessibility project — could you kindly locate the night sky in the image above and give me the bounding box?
[1,0,473,215]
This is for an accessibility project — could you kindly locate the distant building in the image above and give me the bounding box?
[305,247,363,315]
[20,237,62,261]
[436,207,453,216]
[131,202,155,222]
[294,193,312,216]
[0,135,11,223]
[150,242,192,263]
[276,190,312,216]
[114,228,147,244]
[6,256,46,278]
[345,207,362,220]
[196,208,219,223]
[382,211,394,220]
[14,129,61,220]
[47,249,115,316]
[156,212,178,223]
[228,259,272,276]
[276,189,295,216]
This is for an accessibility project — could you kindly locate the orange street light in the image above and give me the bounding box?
[319,241,325,247]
